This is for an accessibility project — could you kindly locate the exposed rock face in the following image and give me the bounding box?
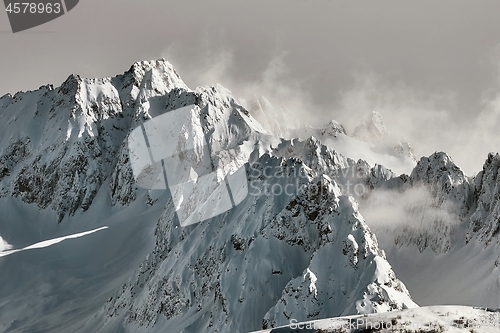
[0,59,263,221]
[366,152,471,254]
[0,137,31,185]
[367,151,500,254]
[406,152,500,247]
[320,120,347,138]
[262,177,415,328]
[468,153,500,244]
[410,152,474,216]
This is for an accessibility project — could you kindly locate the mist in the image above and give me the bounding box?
[359,186,460,231]
[164,45,500,177]
[2,0,499,177]
[358,185,461,253]
[161,46,315,127]
[330,67,500,176]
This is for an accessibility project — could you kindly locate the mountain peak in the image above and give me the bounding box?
[427,151,455,164]
[411,151,463,182]
[370,110,385,125]
[130,58,172,73]
[352,111,388,142]
[485,152,500,165]
[123,58,188,93]
[58,73,83,95]
[320,119,346,138]
[350,111,416,163]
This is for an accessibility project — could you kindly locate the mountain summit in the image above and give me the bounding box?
[352,111,416,162]
[352,111,388,143]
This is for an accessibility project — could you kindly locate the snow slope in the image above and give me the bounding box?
[250,305,500,333]
[0,190,167,333]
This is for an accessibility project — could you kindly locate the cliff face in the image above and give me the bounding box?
[468,153,500,244]
[393,151,500,250]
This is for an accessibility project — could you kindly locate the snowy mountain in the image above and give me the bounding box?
[360,151,500,309]
[242,99,416,176]
[352,111,416,163]
[0,59,188,221]
[89,155,416,332]
[0,59,499,333]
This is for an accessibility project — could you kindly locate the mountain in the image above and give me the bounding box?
[0,59,498,333]
[0,59,188,221]
[359,151,500,309]
[352,111,416,162]
[468,153,500,245]
[244,105,416,176]
[90,152,416,332]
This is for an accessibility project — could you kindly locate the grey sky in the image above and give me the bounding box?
[1,0,500,174]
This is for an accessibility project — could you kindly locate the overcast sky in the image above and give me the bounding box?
[1,0,500,174]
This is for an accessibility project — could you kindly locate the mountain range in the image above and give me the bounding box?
[0,59,499,333]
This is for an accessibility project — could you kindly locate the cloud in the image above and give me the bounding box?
[162,45,320,131]
[358,185,461,254]
[330,62,500,176]
[360,186,460,231]
[439,45,500,176]
[331,71,459,154]
[161,42,235,89]
[162,41,500,176]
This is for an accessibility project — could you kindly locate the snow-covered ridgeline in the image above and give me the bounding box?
[0,59,188,220]
[0,59,262,221]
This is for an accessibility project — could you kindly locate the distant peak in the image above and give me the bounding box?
[480,152,500,174]
[412,152,465,180]
[128,58,179,78]
[320,119,346,137]
[370,110,385,129]
[352,110,388,142]
[63,73,82,83]
[428,151,454,162]
[486,152,500,164]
